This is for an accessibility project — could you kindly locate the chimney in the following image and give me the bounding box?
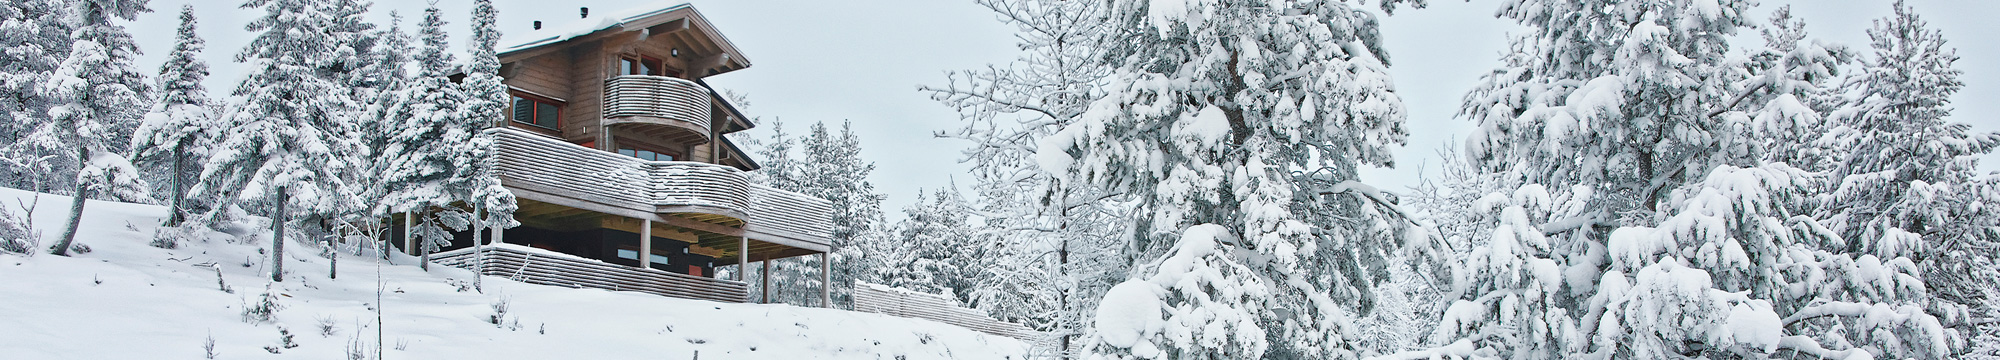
[533,20,542,30]
[581,7,589,18]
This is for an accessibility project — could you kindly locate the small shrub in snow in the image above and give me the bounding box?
[263,326,298,353]
[0,206,34,254]
[150,224,204,249]
[242,286,283,324]
[203,332,217,359]
[487,296,510,326]
[317,315,339,337]
[345,333,369,360]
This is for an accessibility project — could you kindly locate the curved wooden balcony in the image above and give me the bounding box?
[604,75,711,142]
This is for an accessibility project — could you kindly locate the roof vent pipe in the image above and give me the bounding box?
[532,20,542,30]
[581,7,589,18]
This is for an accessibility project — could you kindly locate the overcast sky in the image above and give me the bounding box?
[123,0,1997,222]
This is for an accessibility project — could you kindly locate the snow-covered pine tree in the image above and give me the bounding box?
[376,4,475,270]
[745,120,886,307]
[354,11,412,260]
[1399,2,1963,359]
[0,0,74,189]
[130,4,213,227]
[463,0,520,290]
[1047,0,1424,358]
[199,0,365,282]
[923,1,1131,353]
[1819,0,2000,310]
[873,187,994,302]
[33,0,154,256]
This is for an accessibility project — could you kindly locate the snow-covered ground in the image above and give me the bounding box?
[0,186,1027,359]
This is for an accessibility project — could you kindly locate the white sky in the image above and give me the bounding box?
[123,0,1997,221]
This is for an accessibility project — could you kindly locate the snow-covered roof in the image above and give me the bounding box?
[497,2,751,74]
[499,2,691,53]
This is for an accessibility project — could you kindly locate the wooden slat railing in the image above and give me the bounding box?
[433,244,749,303]
[648,161,751,215]
[747,185,834,243]
[852,282,1038,341]
[603,75,711,137]
[492,128,832,249]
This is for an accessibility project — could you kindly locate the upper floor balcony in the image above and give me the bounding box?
[603,75,713,143]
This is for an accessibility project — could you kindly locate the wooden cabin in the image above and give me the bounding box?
[422,3,833,305]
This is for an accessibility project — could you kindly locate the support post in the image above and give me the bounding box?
[402,213,414,255]
[638,217,652,270]
[737,236,748,282]
[761,258,771,304]
[820,252,831,308]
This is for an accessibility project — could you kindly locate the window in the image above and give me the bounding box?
[615,248,672,267]
[510,93,560,129]
[617,145,678,162]
[619,55,671,77]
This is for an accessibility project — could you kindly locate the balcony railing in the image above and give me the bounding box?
[493,128,748,219]
[489,128,833,250]
[647,161,751,219]
[433,244,749,303]
[604,75,712,140]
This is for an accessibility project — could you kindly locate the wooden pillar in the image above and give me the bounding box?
[820,252,831,308]
[761,258,772,304]
[472,207,483,292]
[737,237,748,282]
[638,217,652,270]
[402,213,414,255]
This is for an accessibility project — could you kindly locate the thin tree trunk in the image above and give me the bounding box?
[272,189,287,282]
[166,138,189,226]
[328,223,338,280]
[50,147,90,256]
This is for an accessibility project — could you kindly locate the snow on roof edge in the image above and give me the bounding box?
[498,2,693,55]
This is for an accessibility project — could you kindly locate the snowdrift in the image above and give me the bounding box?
[0,186,1026,359]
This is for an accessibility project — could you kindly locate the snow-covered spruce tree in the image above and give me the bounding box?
[353,11,412,260]
[873,187,997,302]
[462,0,518,289]
[923,0,1133,354]
[1397,2,1960,359]
[130,4,214,227]
[744,120,886,308]
[376,4,516,271]
[1047,1,1425,358]
[1819,0,2000,310]
[0,0,74,189]
[199,0,364,282]
[32,0,154,256]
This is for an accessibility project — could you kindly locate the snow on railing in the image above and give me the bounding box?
[647,161,751,217]
[853,282,1039,341]
[490,127,834,248]
[748,185,833,242]
[433,244,750,303]
[604,75,711,139]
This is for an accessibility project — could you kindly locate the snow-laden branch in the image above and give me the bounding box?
[1313,181,1414,223]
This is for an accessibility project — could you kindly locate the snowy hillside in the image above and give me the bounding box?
[0,186,1027,359]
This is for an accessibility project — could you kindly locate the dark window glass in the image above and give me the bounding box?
[512,96,533,123]
[637,150,657,161]
[510,94,560,129]
[534,102,559,128]
[619,149,636,157]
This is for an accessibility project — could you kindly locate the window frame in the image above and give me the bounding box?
[618,54,676,77]
[509,91,563,130]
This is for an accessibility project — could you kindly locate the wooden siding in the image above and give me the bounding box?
[433,245,749,303]
[853,283,1039,341]
[565,44,607,145]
